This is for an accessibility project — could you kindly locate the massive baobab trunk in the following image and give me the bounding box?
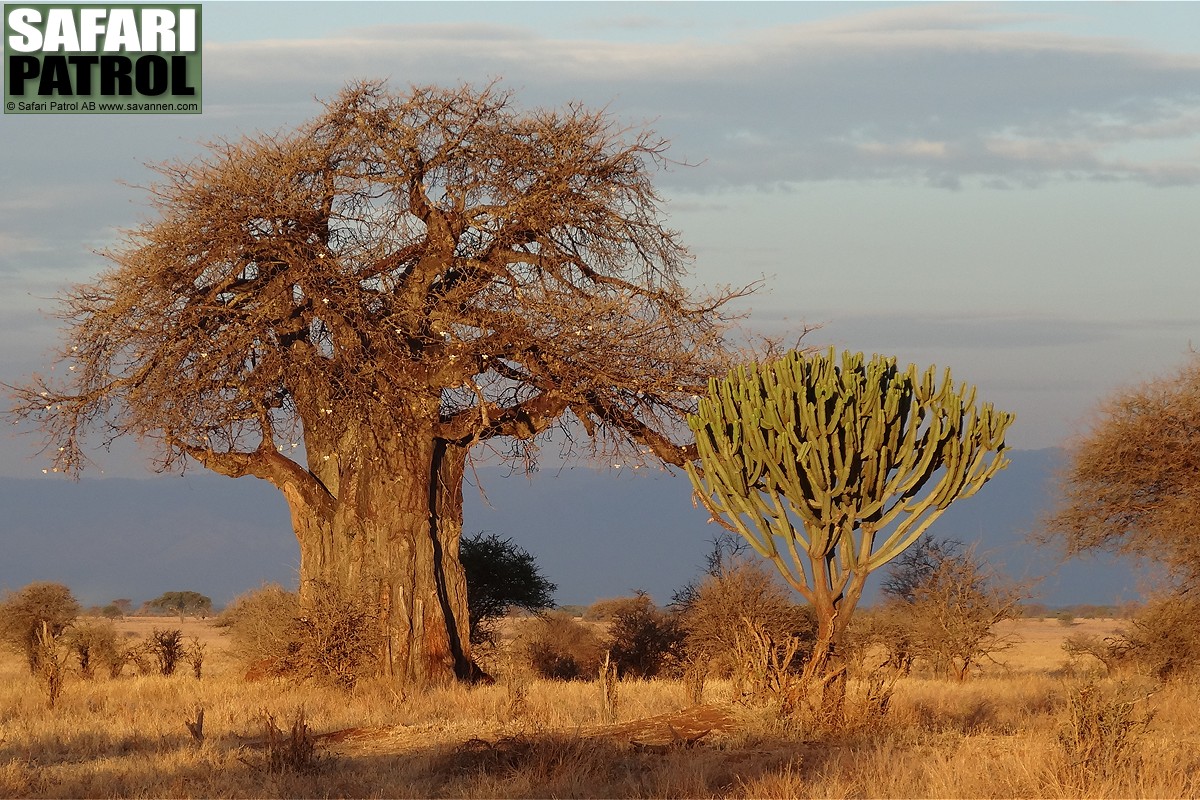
[281,433,471,686]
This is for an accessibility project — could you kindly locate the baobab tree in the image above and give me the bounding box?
[8,81,751,688]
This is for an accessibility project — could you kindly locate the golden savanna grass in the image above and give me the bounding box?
[3,616,1200,798]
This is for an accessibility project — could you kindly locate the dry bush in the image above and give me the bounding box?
[1056,679,1155,788]
[1062,595,1200,680]
[603,592,685,679]
[257,708,324,775]
[186,636,206,679]
[1122,594,1200,680]
[678,560,814,692]
[291,584,383,689]
[525,612,604,681]
[1062,632,1134,676]
[146,628,186,676]
[63,619,120,680]
[219,582,381,688]
[873,537,1024,680]
[35,622,67,709]
[218,583,301,667]
[0,582,80,673]
[123,637,158,676]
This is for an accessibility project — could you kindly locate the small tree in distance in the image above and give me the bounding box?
[146,591,213,621]
[686,349,1013,713]
[460,532,556,646]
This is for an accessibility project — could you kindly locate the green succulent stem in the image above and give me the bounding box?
[685,348,1014,689]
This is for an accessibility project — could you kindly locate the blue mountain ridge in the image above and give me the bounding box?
[0,449,1137,609]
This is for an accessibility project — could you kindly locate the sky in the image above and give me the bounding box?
[3,1,1200,467]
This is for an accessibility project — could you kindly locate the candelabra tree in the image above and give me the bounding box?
[685,349,1014,708]
[7,81,750,690]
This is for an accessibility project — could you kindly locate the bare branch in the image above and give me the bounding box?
[7,81,784,480]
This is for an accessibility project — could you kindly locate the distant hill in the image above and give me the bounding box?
[0,449,1139,609]
[0,475,297,608]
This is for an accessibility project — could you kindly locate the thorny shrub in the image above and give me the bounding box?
[677,560,814,690]
[1056,679,1155,788]
[524,612,604,681]
[219,582,382,688]
[146,628,186,676]
[602,592,685,679]
[63,619,121,680]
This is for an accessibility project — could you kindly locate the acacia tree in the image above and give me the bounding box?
[685,349,1013,707]
[8,82,747,689]
[146,591,213,620]
[1043,354,1200,585]
[460,531,556,645]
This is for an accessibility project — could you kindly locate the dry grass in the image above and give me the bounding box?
[991,617,1127,674]
[2,617,1198,798]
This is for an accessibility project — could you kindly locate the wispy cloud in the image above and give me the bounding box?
[196,4,1200,190]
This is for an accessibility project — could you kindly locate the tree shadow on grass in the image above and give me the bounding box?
[0,704,871,798]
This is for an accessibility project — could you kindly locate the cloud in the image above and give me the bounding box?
[193,4,1200,190]
[765,311,1200,354]
[0,232,51,259]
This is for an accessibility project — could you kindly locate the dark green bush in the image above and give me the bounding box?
[460,532,556,646]
[603,592,685,679]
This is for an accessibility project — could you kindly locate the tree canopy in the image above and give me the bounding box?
[146,590,213,619]
[1043,353,1200,585]
[11,80,745,480]
[460,531,556,644]
[0,582,80,673]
